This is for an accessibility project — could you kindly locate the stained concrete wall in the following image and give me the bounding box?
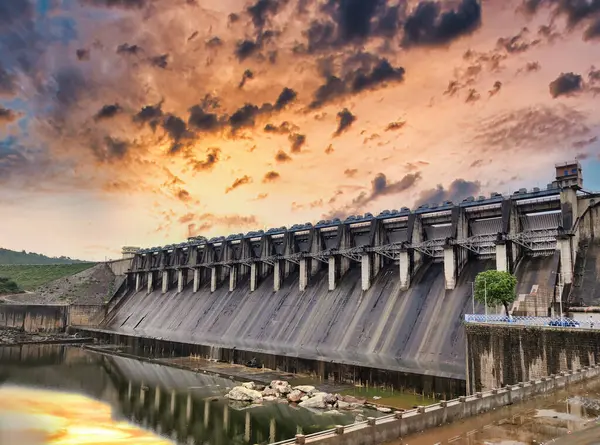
[106,258,132,276]
[465,324,600,393]
[0,304,68,332]
[68,304,106,327]
[103,260,498,382]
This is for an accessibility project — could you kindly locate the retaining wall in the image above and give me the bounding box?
[68,304,106,326]
[465,323,600,393]
[287,365,600,445]
[0,304,68,332]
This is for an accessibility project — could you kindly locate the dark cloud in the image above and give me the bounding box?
[229,103,261,132]
[584,19,600,40]
[386,121,405,131]
[263,170,280,182]
[264,121,298,134]
[238,69,254,88]
[94,104,122,121]
[590,66,600,83]
[274,87,298,110]
[0,64,17,97]
[325,144,334,154]
[0,107,18,125]
[225,175,253,193]
[465,88,480,103]
[572,136,598,149]
[189,147,220,172]
[275,149,292,162]
[549,72,583,98]
[402,0,482,47]
[116,43,142,55]
[415,179,481,207]
[496,27,539,54]
[188,105,221,132]
[76,49,90,61]
[521,0,600,39]
[247,0,281,30]
[288,133,306,152]
[310,55,405,108]
[333,108,356,136]
[235,39,261,60]
[134,103,163,130]
[81,0,148,9]
[489,81,502,97]
[206,36,223,47]
[162,115,194,153]
[92,136,130,162]
[150,54,168,69]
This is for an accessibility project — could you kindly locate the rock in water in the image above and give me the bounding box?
[293,385,316,394]
[262,387,278,397]
[241,382,256,390]
[298,394,327,409]
[271,380,292,395]
[225,386,263,403]
[377,407,392,413]
[287,390,304,403]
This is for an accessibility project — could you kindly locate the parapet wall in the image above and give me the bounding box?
[465,323,600,393]
[0,304,106,333]
[279,365,600,445]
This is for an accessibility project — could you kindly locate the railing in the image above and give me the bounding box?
[464,314,599,329]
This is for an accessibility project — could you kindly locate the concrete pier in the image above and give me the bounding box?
[250,263,257,292]
[229,266,237,291]
[177,269,184,293]
[495,242,508,272]
[399,250,410,290]
[299,258,308,291]
[162,270,168,294]
[361,254,371,291]
[193,269,200,293]
[558,236,573,284]
[147,272,153,294]
[210,268,217,292]
[135,273,142,292]
[328,256,336,291]
[443,246,456,290]
[274,260,282,291]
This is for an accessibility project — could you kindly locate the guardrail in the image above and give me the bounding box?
[464,314,598,329]
[269,365,600,445]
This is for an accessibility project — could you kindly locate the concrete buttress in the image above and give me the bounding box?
[273,260,282,291]
[444,246,457,290]
[250,263,257,292]
[361,254,371,291]
[193,269,200,292]
[328,256,336,291]
[229,266,237,291]
[147,272,153,294]
[162,270,168,294]
[399,250,411,290]
[495,242,508,272]
[210,267,217,292]
[177,269,184,293]
[299,258,308,291]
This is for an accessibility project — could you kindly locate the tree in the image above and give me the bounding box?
[474,270,517,316]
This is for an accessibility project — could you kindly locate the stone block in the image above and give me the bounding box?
[295,434,305,444]
[335,425,344,435]
[367,417,376,426]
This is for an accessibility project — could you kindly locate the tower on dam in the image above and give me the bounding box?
[102,160,600,395]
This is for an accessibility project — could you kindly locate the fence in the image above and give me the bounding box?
[464,314,598,329]
[269,365,600,445]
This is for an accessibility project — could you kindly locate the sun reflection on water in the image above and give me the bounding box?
[0,385,174,445]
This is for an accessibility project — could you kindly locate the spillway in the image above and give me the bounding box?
[570,241,600,306]
[103,259,492,381]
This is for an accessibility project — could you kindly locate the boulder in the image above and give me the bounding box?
[293,385,316,394]
[377,407,393,413]
[241,382,256,390]
[299,394,327,409]
[287,390,304,403]
[301,396,310,402]
[225,386,263,403]
[341,395,367,405]
[336,401,351,410]
[324,394,337,405]
[262,387,278,397]
[271,380,292,395]
[263,396,278,402]
[255,384,266,391]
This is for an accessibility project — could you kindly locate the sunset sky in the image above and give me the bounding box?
[1,0,600,261]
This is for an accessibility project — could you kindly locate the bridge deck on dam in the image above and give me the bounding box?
[101,260,506,380]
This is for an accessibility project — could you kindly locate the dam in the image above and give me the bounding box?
[83,161,600,397]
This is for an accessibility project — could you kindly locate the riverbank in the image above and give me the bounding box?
[0,327,94,346]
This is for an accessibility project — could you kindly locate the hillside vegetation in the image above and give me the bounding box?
[0,247,87,265]
[0,263,96,293]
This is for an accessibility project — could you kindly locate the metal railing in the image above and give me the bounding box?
[464,314,599,329]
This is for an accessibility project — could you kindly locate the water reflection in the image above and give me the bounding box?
[0,345,357,444]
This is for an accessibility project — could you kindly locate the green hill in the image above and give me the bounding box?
[0,247,88,265]
[0,264,97,294]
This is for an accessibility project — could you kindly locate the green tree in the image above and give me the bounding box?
[474,270,517,316]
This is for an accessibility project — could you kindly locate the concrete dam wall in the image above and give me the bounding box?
[104,259,494,381]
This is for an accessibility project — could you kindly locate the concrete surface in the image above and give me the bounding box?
[102,259,494,380]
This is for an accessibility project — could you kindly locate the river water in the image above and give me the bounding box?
[2,344,600,445]
[0,344,361,444]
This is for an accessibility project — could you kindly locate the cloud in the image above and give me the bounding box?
[94,104,123,121]
[0,63,17,97]
[309,56,405,108]
[415,179,481,207]
[238,69,254,88]
[549,72,583,98]
[76,48,90,61]
[188,147,221,172]
[488,81,502,97]
[496,27,539,54]
[288,133,306,152]
[175,188,193,202]
[186,213,260,237]
[334,108,356,136]
[82,0,148,9]
[385,121,405,131]
[325,144,334,154]
[275,149,292,163]
[584,18,600,41]
[225,175,253,193]
[465,88,480,103]
[264,121,299,134]
[263,170,280,182]
[402,0,482,48]
[0,107,18,125]
[344,168,358,177]
[91,136,130,163]
[149,54,168,69]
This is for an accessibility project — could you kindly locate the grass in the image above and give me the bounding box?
[0,263,96,292]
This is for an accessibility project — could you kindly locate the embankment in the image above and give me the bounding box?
[101,259,493,384]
